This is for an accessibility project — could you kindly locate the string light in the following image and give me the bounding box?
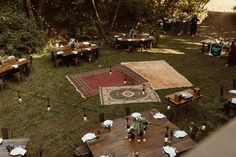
[201,123,206,131]
[83,108,87,121]
[167,104,171,110]
[109,67,112,75]
[47,97,51,112]
[124,75,127,84]
[142,84,145,95]
[18,90,22,102]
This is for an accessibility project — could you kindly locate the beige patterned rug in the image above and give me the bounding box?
[121,60,192,90]
[99,84,160,105]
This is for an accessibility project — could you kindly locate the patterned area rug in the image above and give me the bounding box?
[66,66,147,98]
[121,60,193,90]
[99,84,160,105]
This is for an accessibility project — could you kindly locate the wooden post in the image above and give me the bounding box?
[233,79,236,89]
[220,86,224,96]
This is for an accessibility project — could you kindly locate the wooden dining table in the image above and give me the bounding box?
[0,59,29,77]
[80,109,195,157]
[47,43,100,60]
[114,34,155,51]
[0,138,29,157]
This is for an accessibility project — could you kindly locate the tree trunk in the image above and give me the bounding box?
[110,0,122,31]
[91,0,107,43]
[25,0,36,21]
[38,0,45,15]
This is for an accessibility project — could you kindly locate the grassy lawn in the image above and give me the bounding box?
[1,19,236,156]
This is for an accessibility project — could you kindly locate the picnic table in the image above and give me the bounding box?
[80,109,195,157]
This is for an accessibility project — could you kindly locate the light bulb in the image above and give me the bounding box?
[201,123,206,130]
[47,105,51,112]
[164,137,168,143]
[167,105,171,110]
[83,115,87,121]
[142,88,145,95]
[18,97,22,102]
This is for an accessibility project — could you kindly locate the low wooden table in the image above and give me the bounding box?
[80,109,195,157]
[165,89,202,107]
[0,138,29,157]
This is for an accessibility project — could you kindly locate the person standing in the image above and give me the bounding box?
[226,39,236,66]
[190,15,200,37]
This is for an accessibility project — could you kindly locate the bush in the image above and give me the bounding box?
[0,8,46,55]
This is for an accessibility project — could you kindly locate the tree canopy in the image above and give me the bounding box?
[0,0,210,55]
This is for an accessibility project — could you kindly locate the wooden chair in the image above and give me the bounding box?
[66,132,92,157]
[74,144,91,157]
[72,55,80,67]
[27,55,33,72]
[125,106,131,116]
[36,145,43,157]
[99,113,105,123]
[1,128,9,139]
[14,69,24,83]
[54,55,64,68]
[0,78,7,91]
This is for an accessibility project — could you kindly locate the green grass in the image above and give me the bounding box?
[1,23,236,156]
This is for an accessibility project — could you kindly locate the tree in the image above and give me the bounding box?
[91,0,107,42]
[0,7,46,55]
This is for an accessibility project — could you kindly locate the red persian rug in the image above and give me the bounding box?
[66,65,147,98]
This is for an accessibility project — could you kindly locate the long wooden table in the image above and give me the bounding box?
[0,138,29,157]
[47,44,100,60]
[165,89,203,107]
[114,34,154,51]
[0,59,29,76]
[80,109,195,157]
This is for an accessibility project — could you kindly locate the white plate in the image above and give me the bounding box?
[181,92,193,99]
[72,51,78,54]
[18,58,26,62]
[131,112,141,119]
[173,130,188,138]
[229,90,236,94]
[163,146,176,157]
[117,38,122,41]
[11,64,18,69]
[82,42,90,45]
[153,112,166,119]
[56,51,64,55]
[103,120,113,127]
[91,44,97,47]
[85,48,92,51]
[10,147,27,156]
[231,98,236,104]
[81,133,96,142]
